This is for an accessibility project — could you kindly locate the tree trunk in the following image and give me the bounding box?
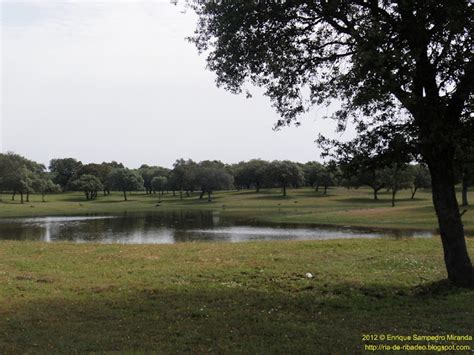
[199,190,205,200]
[324,185,328,195]
[282,184,287,196]
[12,192,15,201]
[20,192,24,204]
[179,190,183,200]
[411,187,418,200]
[461,177,469,206]
[123,190,127,201]
[429,159,473,286]
[207,191,212,202]
[256,182,260,193]
[42,193,45,202]
[391,190,396,207]
[373,188,378,200]
[26,191,30,203]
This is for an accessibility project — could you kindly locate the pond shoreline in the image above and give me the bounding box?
[0,211,439,244]
[0,188,472,234]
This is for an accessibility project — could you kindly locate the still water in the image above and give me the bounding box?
[0,211,434,244]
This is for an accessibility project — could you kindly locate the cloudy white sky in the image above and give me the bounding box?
[1,0,353,168]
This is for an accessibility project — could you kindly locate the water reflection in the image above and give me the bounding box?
[0,211,436,244]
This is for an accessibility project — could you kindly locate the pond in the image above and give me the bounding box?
[0,211,435,244]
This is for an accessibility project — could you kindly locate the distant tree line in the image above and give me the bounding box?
[0,152,472,206]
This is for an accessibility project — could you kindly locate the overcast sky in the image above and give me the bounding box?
[1,0,353,169]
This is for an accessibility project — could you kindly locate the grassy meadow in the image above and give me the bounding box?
[1,239,473,353]
[1,187,473,352]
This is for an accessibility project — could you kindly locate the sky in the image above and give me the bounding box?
[1,0,354,169]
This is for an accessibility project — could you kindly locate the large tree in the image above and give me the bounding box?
[191,1,474,285]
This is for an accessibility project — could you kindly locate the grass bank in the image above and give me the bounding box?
[0,238,473,353]
[1,187,473,233]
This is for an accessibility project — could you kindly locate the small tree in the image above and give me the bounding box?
[107,168,144,201]
[267,160,305,197]
[32,174,60,202]
[72,174,104,200]
[168,159,197,199]
[151,176,168,200]
[233,159,270,192]
[381,164,414,207]
[0,153,42,204]
[303,162,324,191]
[304,162,335,194]
[408,164,431,200]
[139,166,170,194]
[195,166,233,202]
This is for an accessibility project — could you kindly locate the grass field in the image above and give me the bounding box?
[1,187,473,352]
[1,187,473,233]
[0,239,473,353]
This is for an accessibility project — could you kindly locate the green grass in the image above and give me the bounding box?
[0,239,473,353]
[1,188,473,352]
[1,187,473,233]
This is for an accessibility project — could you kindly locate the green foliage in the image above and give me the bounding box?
[328,131,412,200]
[31,173,60,202]
[168,159,198,198]
[107,168,144,201]
[49,158,83,191]
[302,162,334,194]
[151,176,168,194]
[233,159,270,191]
[71,174,104,200]
[381,164,414,207]
[191,2,471,138]
[266,161,305,196]
[139,166,170,194]
[0,152,47,203]
[73,162,121,195]
[407,164,431,199]
[195,163,234,201]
